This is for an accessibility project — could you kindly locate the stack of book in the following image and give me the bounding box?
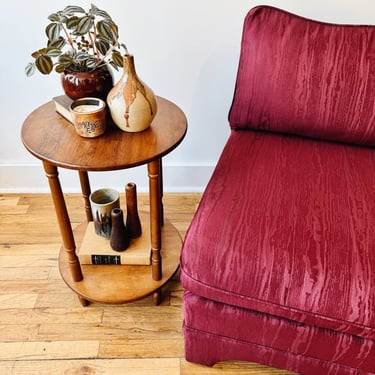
[78,222,151,265]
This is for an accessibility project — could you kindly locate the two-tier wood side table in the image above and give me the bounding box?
[21,96,187,306]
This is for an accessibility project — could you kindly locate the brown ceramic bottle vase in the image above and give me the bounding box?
[125,182,142,238]
[110,208,130,251]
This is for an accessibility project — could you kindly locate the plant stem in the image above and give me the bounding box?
[95,37,121,67]
[61,24,76,52]
[88,30,100,61]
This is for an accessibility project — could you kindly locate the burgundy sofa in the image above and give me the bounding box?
[180,6,375,375]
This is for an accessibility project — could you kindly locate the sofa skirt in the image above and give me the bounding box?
[183,292,375,375]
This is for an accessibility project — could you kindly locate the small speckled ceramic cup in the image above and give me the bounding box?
[70,97,107,137]
[89,188,120,238]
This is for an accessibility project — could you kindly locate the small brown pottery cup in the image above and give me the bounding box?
[70,97,107,137]
[89,188,120,238]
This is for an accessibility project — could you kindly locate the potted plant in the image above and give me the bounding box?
[25,4,128,100]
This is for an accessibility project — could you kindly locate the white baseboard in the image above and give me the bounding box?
[0,163,214,193]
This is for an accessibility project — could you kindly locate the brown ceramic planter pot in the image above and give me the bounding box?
[61,65,114,100]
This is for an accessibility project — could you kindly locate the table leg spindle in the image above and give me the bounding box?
[43,162,83,282]
[148,159,162,281]
[78,171,93,222]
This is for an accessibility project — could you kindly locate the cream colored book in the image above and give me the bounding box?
[52,95,74,124]
[78,222,151,265]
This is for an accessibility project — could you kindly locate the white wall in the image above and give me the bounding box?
[1,0,375,193]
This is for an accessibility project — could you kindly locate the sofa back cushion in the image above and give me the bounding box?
[229,6,375,146]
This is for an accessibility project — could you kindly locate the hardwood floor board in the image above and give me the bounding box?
[0,340,99,360]
[23,205,86,224]
[0,233,63,246]
[0,307,103,325]
[101,321,182,340]
[104,311,182,329]
[99,338,184,359]
[0,206,29,215]
[0,196,21,205]
[0,361,14,373]
[47,266,64,280]
[0,267,51,281]
[0,243,61,255]
[157,192,202,209]
[37,323,109,341]
[18,195,77,213]
[0,293,38,308]
[34,292,83,308]
[0,196,29,215]
[0,256,57,268]
[0,215,60,225]
[0,324,40,341]
[0,279,70,294]
[18,194,55,204]
[6,358,180,375]
[102,305,183,323]
[38,319,182,341]
[0,227,60,242]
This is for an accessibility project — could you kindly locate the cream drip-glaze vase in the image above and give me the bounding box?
[107,55,157,132]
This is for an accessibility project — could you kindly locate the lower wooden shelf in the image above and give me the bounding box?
[58,215,182,305]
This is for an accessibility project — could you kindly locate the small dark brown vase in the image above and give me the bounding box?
[110,208,129,251]
[125,182,142,238]
[61,65,114,100]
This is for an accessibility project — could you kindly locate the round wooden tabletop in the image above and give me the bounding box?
[21,96,187,171]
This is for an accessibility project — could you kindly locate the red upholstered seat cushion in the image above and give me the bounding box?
[229,6,375,146]
[180,130,375,340]
[183,292,375,373]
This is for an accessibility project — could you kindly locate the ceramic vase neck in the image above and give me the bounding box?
[126,182,142,238]
[123,55,137,77]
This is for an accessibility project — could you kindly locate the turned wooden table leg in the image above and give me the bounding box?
[148,159,162,281]
[78,296,90,306]
[153,289,162,306]
[78,171,93,222]
[159,159,164,226]
[43,162,83,282]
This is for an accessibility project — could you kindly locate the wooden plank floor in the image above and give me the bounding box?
[0,193,295,374]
